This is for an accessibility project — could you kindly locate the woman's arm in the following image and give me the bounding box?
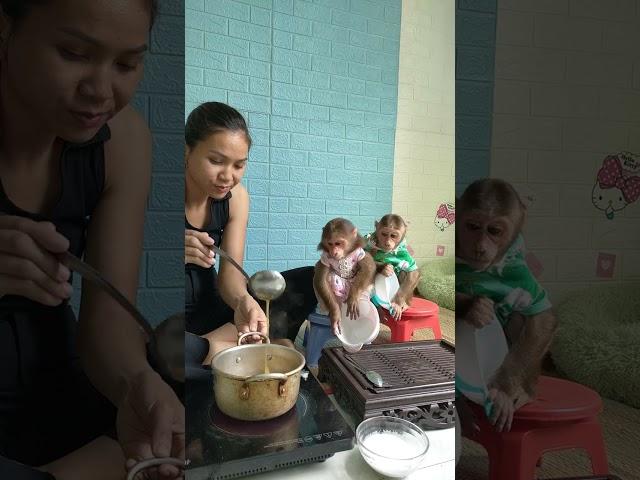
[76,105,153,406]
[217,183,268,336]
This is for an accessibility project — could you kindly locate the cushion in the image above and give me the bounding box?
[551,284,640,408]
[417,257,455,311]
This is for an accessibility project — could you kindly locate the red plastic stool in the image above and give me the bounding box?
[381,296,441,342]
[463,376,609,480]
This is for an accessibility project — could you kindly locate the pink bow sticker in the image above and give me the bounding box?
[436,203,455,224]
[597,156,640,204]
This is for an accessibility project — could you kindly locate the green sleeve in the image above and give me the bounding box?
[396,246,418,272]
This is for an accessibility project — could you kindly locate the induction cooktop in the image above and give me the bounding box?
[185,371,354,479]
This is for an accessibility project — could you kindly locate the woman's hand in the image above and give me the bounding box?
[234,294,268,342]
[0,215,72,305]
[117,370,185,480]
[184,229,215,268]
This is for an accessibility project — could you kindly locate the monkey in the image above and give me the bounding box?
[363,214,421,320]
[455,178,558,433]
[313,218,377,336]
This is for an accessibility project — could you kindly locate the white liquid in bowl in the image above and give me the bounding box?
[362,431,425,459]
[357,419,429,478]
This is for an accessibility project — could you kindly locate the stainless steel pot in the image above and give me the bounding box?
[211,332,306,421]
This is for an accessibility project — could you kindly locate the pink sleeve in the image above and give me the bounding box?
[356,247,366,262]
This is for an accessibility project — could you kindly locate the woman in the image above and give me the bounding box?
[184,102,265,340]
[0,1,182,479]
[185,102,328,378]
[184,102,282,360]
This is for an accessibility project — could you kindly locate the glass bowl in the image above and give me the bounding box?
[356,416,429,478]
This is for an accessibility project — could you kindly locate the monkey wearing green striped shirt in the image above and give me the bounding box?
[456,179,558,434]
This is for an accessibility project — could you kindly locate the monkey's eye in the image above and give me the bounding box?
[488,227,502,236]
[599,196,602,200]
[466,223,480,231]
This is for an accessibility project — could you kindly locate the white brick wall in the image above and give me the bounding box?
[491,0,640,303]
[392,0,455,264]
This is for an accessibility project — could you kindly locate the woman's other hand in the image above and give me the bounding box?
[234,294,268,342]
[184,229,215,268]
[117,370,185,480]
[0,215,72,305]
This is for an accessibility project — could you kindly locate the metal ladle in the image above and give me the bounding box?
[209,245,286,301]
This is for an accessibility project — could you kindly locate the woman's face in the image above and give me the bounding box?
[186,130,249,200]
[1,0,151,142]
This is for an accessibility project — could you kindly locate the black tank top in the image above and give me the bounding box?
[0,125,109,388]
[185,192,234,335]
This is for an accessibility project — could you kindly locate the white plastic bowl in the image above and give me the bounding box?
[336,299,380,353]
[372,272,400,311]
[455,314,508,406]
[356,416,429,478]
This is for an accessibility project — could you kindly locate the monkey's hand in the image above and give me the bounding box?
[329,307,341,336]
[390,302,403,321]
[381,264,394,277]
[346,293,360,320]
[487,387,515,433]
[465,296,495,329]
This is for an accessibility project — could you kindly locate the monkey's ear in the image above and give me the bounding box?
[374,220,379,229]
[352,228,358,237]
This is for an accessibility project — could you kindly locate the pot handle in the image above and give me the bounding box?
[245,372,288,383]
[237,331,270,346]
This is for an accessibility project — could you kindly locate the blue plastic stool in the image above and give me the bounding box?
[302,311,336,368]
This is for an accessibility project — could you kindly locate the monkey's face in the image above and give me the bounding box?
[375,226,404,252]
[457,212,515,271]
[324,233,353,260]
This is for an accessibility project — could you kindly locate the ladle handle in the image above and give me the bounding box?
[344,355,367,375]
[209,244,251,281]
[59,252,177,383]
[59,251,154,338]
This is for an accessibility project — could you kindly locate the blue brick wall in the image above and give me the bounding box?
[136,0,185,325]
[186,0,401,274]
[456,0,497,195]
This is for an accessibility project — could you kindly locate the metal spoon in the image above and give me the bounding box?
[210,244,286,301]
[344,355,390,388]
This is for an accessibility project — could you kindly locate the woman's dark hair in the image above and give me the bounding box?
[185,102,252,149]
[0,0,158,29]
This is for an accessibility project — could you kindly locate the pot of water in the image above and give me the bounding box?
[211,332,306,421]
